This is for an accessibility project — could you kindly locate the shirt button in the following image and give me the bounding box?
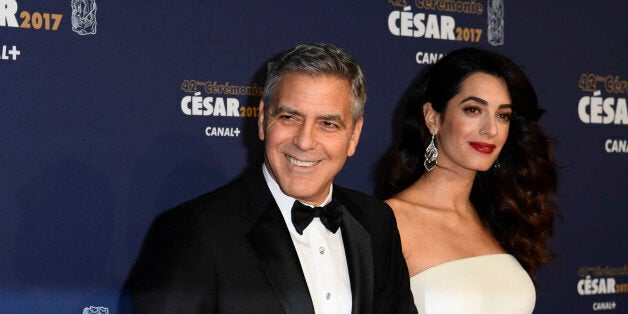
[326,292,331,300]
[319,247,325,254]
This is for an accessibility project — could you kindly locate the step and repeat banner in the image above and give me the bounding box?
[1,0,626,313]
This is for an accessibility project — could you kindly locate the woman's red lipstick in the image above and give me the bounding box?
[469,142,496,154]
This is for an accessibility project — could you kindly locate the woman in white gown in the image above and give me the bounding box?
[379,48,558,313]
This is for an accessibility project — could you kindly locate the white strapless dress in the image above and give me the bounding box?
[410,254,535,314]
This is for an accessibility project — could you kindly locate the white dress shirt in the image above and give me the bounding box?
[262,164,352,314]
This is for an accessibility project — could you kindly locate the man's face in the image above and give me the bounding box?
[258,73,363,205]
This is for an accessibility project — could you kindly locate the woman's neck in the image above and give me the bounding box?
[400,166,477,215]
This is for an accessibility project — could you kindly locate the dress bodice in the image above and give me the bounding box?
[410,254,535,314]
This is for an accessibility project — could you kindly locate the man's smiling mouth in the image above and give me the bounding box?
[286,155,319,167]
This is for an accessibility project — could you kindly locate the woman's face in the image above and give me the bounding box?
[428,72,512,173]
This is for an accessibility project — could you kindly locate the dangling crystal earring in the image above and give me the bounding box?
[424,134,438,172]
[493,159,501,169]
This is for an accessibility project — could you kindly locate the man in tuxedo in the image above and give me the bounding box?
[123,43,415,313]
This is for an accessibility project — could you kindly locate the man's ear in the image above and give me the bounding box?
[347,117,363,157]
[423,102,440,134]
[258,101,265,140]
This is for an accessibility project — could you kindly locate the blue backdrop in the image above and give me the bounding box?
[1,0,626,312]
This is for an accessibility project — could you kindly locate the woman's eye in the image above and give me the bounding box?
[464,106,481,114]
[497,112,512,121]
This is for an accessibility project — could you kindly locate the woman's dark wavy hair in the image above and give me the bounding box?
[379,47,558,277]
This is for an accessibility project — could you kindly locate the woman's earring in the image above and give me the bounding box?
[424,134,438,172]
[493,159,501,169]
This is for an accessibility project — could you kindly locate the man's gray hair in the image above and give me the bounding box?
[262,43,366,123]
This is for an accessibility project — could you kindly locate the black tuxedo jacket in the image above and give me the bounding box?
[123,170,415,313]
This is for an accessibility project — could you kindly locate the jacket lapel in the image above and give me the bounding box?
[242,171,315,314]
[335,189,374,314]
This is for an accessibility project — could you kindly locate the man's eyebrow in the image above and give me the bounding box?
[320,114,342,121]
[272,105,349,128]
[319,114,347,128]
[271,105,301,116]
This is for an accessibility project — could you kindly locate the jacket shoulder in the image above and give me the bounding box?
[334,185,395,222]
[150,177,246,231]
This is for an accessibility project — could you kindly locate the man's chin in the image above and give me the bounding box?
[280,186,327,204]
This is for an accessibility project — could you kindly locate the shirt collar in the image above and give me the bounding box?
[262,162,333,215]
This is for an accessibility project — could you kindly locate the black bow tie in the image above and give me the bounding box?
[291,199,343,235]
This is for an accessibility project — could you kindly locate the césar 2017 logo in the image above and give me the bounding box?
[0,0,63,31]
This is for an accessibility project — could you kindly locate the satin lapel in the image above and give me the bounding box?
[336,192,374,314]
[242,171,315,314]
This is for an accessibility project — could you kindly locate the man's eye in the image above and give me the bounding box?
[321,121,339,129]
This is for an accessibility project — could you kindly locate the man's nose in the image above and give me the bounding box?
[293,123,318,151]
